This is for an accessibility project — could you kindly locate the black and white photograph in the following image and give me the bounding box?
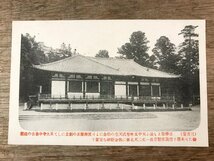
[8,20,208,146]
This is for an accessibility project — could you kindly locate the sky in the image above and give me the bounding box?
[17,20,202,57]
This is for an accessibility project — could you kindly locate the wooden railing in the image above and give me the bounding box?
[38,94,175,102]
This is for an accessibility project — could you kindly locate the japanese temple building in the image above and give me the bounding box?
[33,54,180,105]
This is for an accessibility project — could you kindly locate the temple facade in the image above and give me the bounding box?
[33,55,180,104]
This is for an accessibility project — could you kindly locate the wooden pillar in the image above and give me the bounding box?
[159,85,161,97]
[132,102,135,109]
[98,82,101,93]
[24,102,27,110]
[99,76,102,98]
[113,81,115,98]
[56,103,58,110]
[153,104,156,109]
[138,81,140,98]
[102,102,104,109]
[82,75,86,99]
[41,103,43,110]
[112,77,115,98]
[172,104,175,109]
[85,102,88,110]
[65,75,68,99]
[69,102,72,110]
[126,81,128,99]
[151,83,153,97]
[49,101,52,109]
[117,102,119,109]
[143,103,146,110]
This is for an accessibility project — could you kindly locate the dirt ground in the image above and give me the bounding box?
[19,104,200,131]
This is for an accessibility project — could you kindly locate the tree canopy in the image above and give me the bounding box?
[178,25,199,76]
[20,33,73,101]
[152,36,180,74]
[118,31,154,68]
[177,25,199,105]
[95,50,109,58]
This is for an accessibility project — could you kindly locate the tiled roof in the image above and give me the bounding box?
[33,55,179,78]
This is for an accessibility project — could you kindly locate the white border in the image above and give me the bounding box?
[8,20,208,146]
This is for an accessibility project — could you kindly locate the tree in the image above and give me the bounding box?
[20,34,74,102]
[118,31,153,68]
[152,36,180,73]
[21,33,47,65]
[67,44,72,56]
[47,43,72,62]
[59,43,72,57]
[20,34,45,101]
[95,50,109,58]
[178,25,199,105]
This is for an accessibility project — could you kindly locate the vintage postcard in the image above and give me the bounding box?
[8,20,208,146]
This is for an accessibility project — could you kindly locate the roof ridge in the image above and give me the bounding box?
[131,61,179,77]
[91,56,134,61]
[84,56,120,71]
[33,54,79,67]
